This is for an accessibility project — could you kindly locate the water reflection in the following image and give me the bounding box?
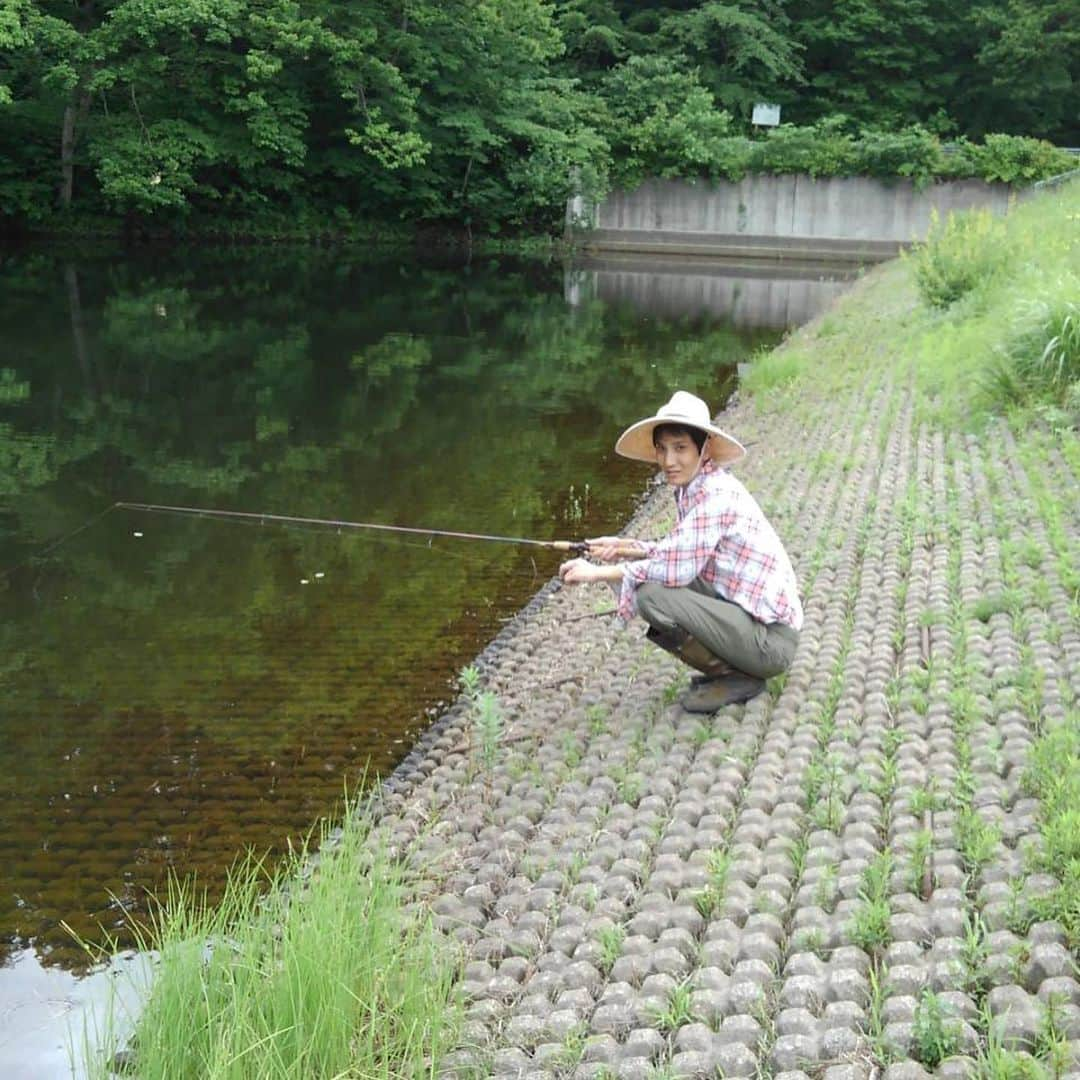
[0,247,844,972]
[568,253,859,328]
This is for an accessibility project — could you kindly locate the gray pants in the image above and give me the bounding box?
[636,579,799,679]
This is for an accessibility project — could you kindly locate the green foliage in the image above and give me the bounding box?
[984,290,1080,418]
[3,0,1076,234]
[956,808,1001,873]
[908,208,1010,308]
[848,851,893,954]
[596,924,624,975]
[473,691,504,775]
[965,0,1080,145]
[601,55,735,187]
[958,134,1077,186]
[77,801,462,1079]
[855,125,945,185]
[912,989,964,1068]
[651,981,695,1033]
[649,0,803,118]
[752,117,857,178]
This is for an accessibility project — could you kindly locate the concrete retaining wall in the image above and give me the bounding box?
[572,175,1018,260]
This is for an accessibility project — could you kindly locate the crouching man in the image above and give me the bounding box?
[559,390,802,712]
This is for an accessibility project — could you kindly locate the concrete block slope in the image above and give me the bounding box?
[371,319,1079,1077]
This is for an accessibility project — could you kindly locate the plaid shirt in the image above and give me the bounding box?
[617,459,803,630]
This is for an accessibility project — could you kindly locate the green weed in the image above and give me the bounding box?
[908,829,935,897]
[957,808,1001,874]
[652,982,694,1033]
[596,925,625,976]
[908,207,1010,308]
[970,591,1023,622]
[848,852,893,954]
[912,989,963,1068]
[586,703,610,737]
[474,690,503,776]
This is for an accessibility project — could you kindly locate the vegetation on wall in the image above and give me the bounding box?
[0,0,1077,235]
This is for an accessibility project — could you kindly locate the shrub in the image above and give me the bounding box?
[751,117,857,178]
[962,134,1076,186]
[908,208,1010,308]
[854,126,945,187]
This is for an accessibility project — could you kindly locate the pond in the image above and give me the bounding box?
[0,245,854,972]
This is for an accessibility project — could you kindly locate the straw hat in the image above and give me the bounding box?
[614,391,745,466]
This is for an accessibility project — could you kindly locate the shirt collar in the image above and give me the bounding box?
[674,457,716,507]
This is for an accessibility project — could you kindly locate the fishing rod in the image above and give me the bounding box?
[114,501,649,558]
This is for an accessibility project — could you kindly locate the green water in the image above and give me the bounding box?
[0,246,798,967]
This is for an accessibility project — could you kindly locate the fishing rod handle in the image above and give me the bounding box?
[552,540,650,559]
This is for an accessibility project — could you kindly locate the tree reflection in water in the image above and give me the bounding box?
[0,247,784,968]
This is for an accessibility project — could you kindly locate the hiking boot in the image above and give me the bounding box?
[689,667,735,686]
[645,626,730,679]
[679,673,766,713]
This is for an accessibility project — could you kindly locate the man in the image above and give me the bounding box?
[559,390,802,712]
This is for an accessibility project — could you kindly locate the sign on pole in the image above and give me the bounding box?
[751,103,781,127]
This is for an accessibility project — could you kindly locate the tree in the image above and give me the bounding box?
[788,0,960,128]
[650,1,803,117]
[963,0,1080,143]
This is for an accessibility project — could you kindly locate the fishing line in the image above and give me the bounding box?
[0,503,120,584]
[149,507,558,580]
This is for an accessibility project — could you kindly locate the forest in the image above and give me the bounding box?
[1,0,1077,236]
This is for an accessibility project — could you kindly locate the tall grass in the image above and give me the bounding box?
[984,291,1080,416]
[81,800,462,1079]
[744,178,1080,427]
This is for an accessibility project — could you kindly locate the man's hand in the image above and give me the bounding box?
[559,557,599,584]
[586,536,647,562]
[559,558,624,587]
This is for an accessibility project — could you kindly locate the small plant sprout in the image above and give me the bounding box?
[866,965,892,1067]
[690,719,714,747]
[909,783,942,816]
[908,829,935,898]
[661,679,682,706]
[813,865,838,912]
[474,690,503,777]
[793,927,826,958]
[911,989,963,1068]
[848,851,893,955]
[556,1023,589,1069]
[957,808,1001,874]
[459,663,482,701]
[586,703,610,737]
[1036,992,1072,1076]
[597,924,625,975]
[961,909,990,996]
[653,982,695,1033]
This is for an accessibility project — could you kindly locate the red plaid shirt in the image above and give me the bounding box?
[617,459,803,630]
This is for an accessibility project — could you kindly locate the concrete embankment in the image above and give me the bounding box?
[371,252,1080,1077]
[573,175,1018,260]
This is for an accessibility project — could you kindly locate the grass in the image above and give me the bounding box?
[1021,712,1080,949]
[652,982,695,1034]
[596,924,625,976]
[75,798,461,1079]
[744,179,1080,429]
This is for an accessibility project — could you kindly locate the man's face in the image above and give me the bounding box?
[654,430,705,487]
